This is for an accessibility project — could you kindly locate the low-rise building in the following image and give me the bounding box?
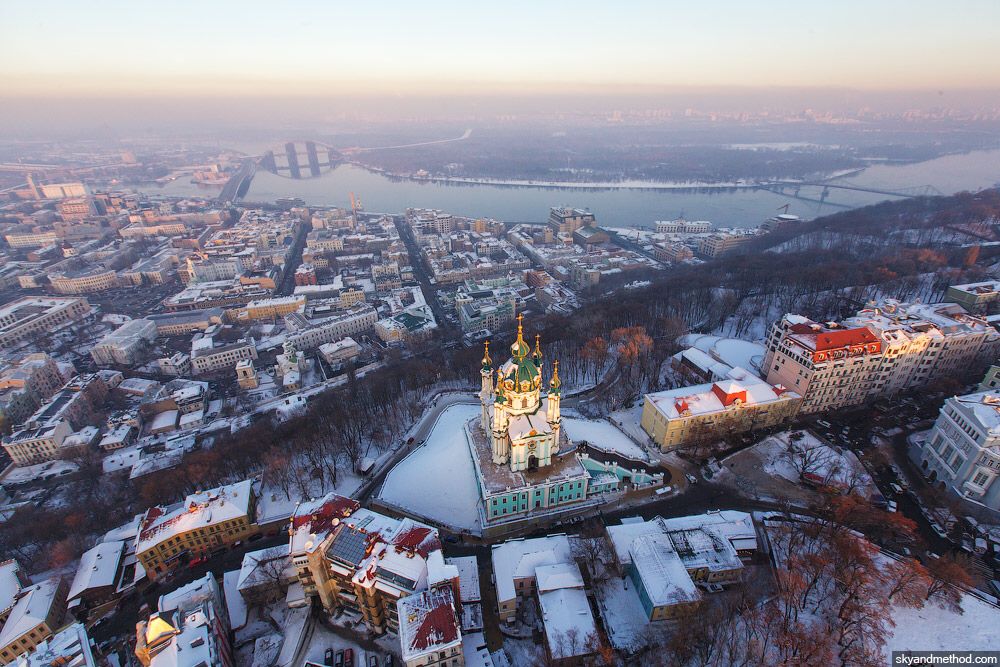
[640,367,801,451]
[0,577,69,664]
[397,587,464,667]
[90,319,157,367]
[135,479,257,580]
[191,337,257,375]
[491,534,572,623]
[946,280,1000,312]
[157,353,192,377]
[285,304,378,350]
[48,268,120,294]
[317,337,361,367]
[0,560,31,628]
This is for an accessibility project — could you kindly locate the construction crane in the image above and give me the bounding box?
[777,204,790,214]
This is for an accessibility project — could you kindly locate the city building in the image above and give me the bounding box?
[0,561,31,628]
[696,231,758,258]
[288,494,459,636]
[157,353,192,378]
[236,296,305,322]
[0,577,69,664]
[48,268,120,294]
[397,587,464,667]
[146,309,224,336]
[980,365,1000,392]
[654,219,713,234]
[0,297,91,350]
[491,534,571,623]
[913,389,1000,515]
[762,315,886,414]
[90,319,157,367]
[285,304,378,350]
[235,359,259,390]
[547,207,595,234]
[6,622,102,667]
[190,337,258,375]
[945,280,1000,312]
[135,479,257,580]
[2,418,72,466]
[640,367,802,451]
[134,574,233,667]
[317,337,361,367]
[764,302,999,413]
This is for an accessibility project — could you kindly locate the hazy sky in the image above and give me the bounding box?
[2,0,999,96]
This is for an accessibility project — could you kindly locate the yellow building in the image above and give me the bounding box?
[0,577,68,664]
[640,368,801,451]
[135,480,257,580]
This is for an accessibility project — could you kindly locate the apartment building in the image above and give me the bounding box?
[2,418,72,466]
[285,304,378,350]
[764,302,999,413]
[397,588,464,667]
[135,480,257,580]
[696,231,757,258]
[236,296,305,322]
[915,390,1000,514]
[289,494,459,636]
[762,316,884,413]
[0,297,91,349]
[547,207,595,234]
[655,219,713,234]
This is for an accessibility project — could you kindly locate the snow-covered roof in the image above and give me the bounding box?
[397,587,461,662]
[136,479,254,555]
[8,622,98,667]
[491,535,571,603]
[628,534,700,608]
[951,389,1000,437]
[645,366,798,420]
[538,581,598,659]
[236,545,294,591]
[0,560,24,617]
[535,561,584,594]
[0,577,62,649]
[660,510,758,552]
[68,540,124,601]
[446,556,481,603]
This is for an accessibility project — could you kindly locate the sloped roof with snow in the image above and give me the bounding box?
[136,479,254,555]
[397,587,461,661]
[491,535,571,603]
[538,584,598,659]
[628,534,700,608]
[0,577,62,648]
[0,560,25,617]
[68,540,124,601]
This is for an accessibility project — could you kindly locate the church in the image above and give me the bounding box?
[480,314,562,472]
[465,315,595,529]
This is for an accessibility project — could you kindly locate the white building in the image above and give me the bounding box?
[90,319,157,367]
[915,389,1000,514]
[396,587,464,667]
[190,337,258,374]
[286,304,377,350]
[0,297,91,350]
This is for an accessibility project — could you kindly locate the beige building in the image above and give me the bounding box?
[3,419,72,466]
[289,494,459,636]
[48,268,119,295]
[640,367,802,451]
[764,302,999,413]
[191,338,258,374]
[236,296,305,322]
[0,297,90,350]
[236,359,259,389]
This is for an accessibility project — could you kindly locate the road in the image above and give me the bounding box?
[276,221,310,296]
[388,214,459,337]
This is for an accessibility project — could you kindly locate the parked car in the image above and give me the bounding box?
[368,657,379,667]
[344,649,354,667]
[685,474,698,485]
[655,485,673,495]
[383,656,394,667]
[335,650,345,667]
[930,522,949,539]
[325,648,334,665]
[889,482,903,495]
[885,500,897,513]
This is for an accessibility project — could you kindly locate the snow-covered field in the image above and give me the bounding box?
[377,403,482,531]
[885,592,1000,655]
[563,417,649,461]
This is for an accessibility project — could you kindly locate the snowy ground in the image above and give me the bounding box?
[563,417,649,461]
[377,403,482,532]
[678,334,766,375]
[609,404,655,451]
[758,431,873,491]
[885,592,1000,655]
